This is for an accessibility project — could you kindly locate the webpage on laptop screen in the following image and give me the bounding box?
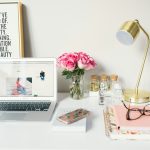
[0,61,54,97]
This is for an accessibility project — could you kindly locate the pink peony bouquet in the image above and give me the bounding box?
[57,52,96,79]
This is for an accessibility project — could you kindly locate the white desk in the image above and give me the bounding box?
[0,93,150,150]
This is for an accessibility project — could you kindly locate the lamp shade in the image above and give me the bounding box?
[116,21,140,45]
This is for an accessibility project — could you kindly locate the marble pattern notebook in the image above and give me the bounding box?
[52,108,87,132]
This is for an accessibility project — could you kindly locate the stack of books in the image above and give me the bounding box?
[103,104,150,140]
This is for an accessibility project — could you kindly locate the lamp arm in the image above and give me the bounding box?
[135,23,150,97]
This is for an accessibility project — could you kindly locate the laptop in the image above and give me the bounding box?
[0,58,57,121]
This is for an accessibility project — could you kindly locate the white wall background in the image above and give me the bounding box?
[21,0,150,92]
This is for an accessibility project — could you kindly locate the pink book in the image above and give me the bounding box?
[112,105,150,130]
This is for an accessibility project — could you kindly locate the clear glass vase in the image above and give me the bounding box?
[69,75,84,100]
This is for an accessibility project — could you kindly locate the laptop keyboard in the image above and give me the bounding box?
[0,102,51,111]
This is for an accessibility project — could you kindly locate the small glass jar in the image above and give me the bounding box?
[110,74,118,90]
[90,75,99,92]
[99,74,109,92]
[110,74,123,103]
[99,74,109,105]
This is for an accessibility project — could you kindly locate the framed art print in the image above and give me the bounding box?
[0,1,24,58]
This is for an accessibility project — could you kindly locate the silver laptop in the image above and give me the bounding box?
[0,58,57,121]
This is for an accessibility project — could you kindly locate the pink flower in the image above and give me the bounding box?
[65,60,76,71]
[57,53,68,69]
[57,52,96,71]
[67,53,79,63]
[85,57,96,70]
[57,52,78,71]
[78,52,96,70]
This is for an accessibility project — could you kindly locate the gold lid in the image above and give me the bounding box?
[110,74,118,81]
[91,75,98,81]
[100,74,108,81]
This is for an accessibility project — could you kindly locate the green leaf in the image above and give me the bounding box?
[62,70,70,75]
[62,68,84,80]
[66,73,72,79]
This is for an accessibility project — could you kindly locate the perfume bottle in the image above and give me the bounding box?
[100,74,109,92]
[99,74,109,105]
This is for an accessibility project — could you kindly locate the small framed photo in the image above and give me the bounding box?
[0,1,24,58]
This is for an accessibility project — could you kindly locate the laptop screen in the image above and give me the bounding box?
[0,60,54,97]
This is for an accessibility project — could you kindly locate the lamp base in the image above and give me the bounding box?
[123,89,150,103]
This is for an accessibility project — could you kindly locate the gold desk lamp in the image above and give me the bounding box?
[116,20,150,103]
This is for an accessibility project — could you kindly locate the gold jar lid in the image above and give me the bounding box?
[91,75,98,81]
[100,74,108,81]
[110,74,118,81]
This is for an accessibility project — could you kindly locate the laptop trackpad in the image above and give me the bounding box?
[0,113,27,121]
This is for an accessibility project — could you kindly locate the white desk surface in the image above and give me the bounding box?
[0,93,150,150]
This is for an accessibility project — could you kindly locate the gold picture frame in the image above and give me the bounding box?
[0,1,24,58]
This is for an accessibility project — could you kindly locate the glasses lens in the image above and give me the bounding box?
[127,107,143,120]
[144,104,150,116]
